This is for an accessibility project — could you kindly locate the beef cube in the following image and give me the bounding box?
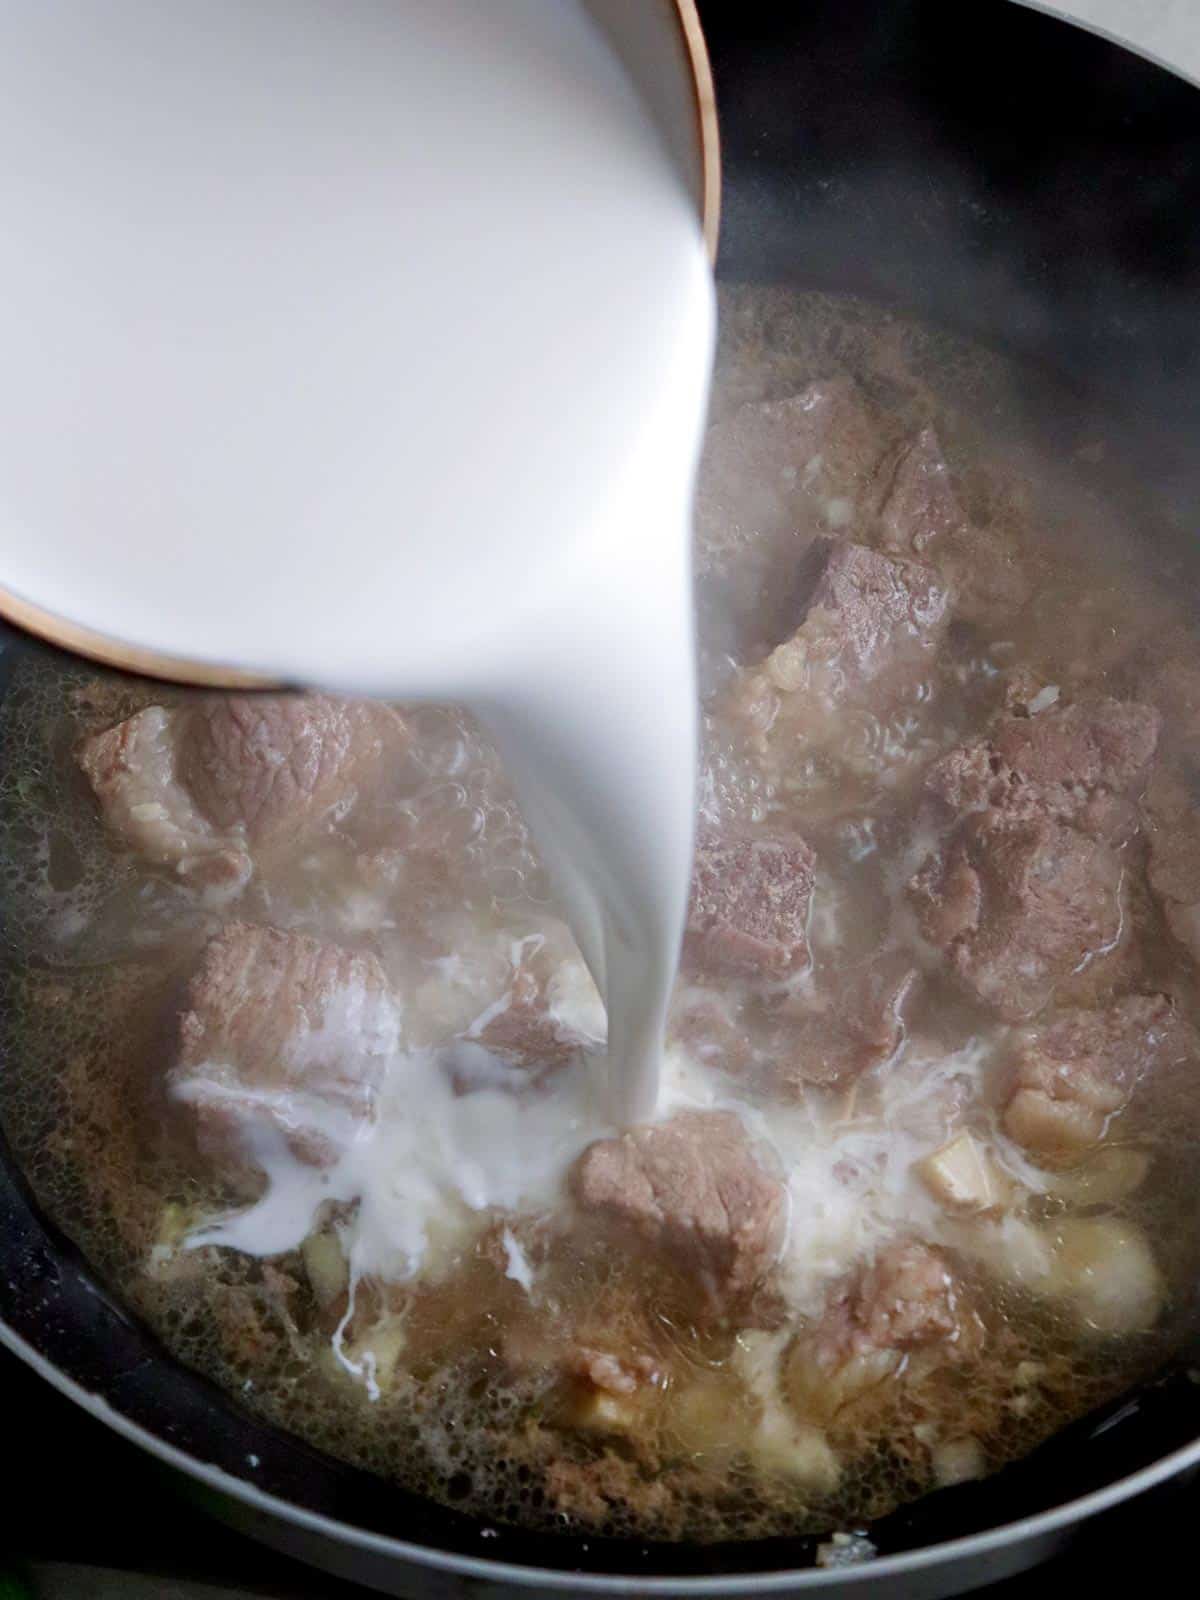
[723,542,950,793]
[170,923,401,1184]
[673,958,916,1093]
[182,695,400,843]
[571,1110,786,1310]
[871,423,1032,627]
[694,379,892,667]
[911,699,1159,1020]
[1004,994,1176,1164]
[78,705,250,891]
[821,1241,963,1358]
[685,830,816,982]
[696,378,888,560]
[786,1241,978,1423]
[766,957,919,1091]
[1143,767,1200,964]
[762,541,950,700]
[989,700,1159,837]
[912,811,1123,1021]
[78,694,405,892]
[874,427,966,555]
[926,699,1160,842]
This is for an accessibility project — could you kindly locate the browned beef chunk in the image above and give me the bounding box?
[926,699,1159,842]
[78,705,246,889]
[873,424,1031,628]
[874,427,965,555]
[911,810,1124,1021]
[812,538,949,674]
[696,378,888,558]
[571,1110,786,1310]
[765,957,919,1091]
[820,1241,963,1359]
[910,699,1159,1019]
[787,1241,978,1423]
[723,542,950,794]
[685,830,816,981]
[170,923,400,1184]
[1143,767,1200,964]
[694,379,893,666]
[78,694,405,892]
[1004,994,1176,1164]
[761,540,950,702]
[183,696,399,841]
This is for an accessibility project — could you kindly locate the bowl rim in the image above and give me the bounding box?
[0,0,720,694]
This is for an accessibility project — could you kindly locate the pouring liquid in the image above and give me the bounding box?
[0,0,715,1125]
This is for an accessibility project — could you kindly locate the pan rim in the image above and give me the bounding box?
[4,1315,1199,1593]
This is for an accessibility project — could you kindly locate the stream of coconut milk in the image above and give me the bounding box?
[0,0,715,1153]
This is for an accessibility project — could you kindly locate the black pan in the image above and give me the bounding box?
[4,1,1200,1593]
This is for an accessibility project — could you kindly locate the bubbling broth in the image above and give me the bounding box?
[5,288,1200,1542]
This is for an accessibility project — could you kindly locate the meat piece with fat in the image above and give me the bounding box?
[911,810,1124,1022]
[571,1110,786,1311]
[926,699,1159,843]
[819,1240,963,1357]
[871,423,1031,627]
[1004,994,1179,1164]
[723,541,950,781]
[765,956,919,1091]
[757,540,950,704]
[786,1241,978,1424]
[696,378,888,560]
[169,922,401,1185]
[685,830,816,982]
[873,427,966,556]
[694,380,892,671]
[910,699,1159,1019]
[672,958,916,1092]
[78,694,405,892]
